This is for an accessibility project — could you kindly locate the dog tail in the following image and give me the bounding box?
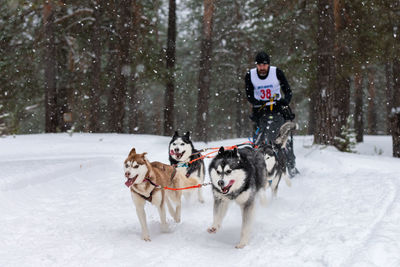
[275,121,296,147]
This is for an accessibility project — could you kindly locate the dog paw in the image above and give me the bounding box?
[142,235,151,241]
[174,216,181,223]
[207,227,218,234]
[235,242,247,249]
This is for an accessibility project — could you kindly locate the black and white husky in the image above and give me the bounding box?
[207,146,266,248]
[258,121,296,197]
[168,131,205,203]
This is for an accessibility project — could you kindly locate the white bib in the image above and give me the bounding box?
[250,66,281,105]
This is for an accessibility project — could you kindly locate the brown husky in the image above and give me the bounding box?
[123,148,199,241]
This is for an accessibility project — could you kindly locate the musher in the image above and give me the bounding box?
[244,51,299,177]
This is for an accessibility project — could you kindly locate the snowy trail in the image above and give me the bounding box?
[0,134,399,267]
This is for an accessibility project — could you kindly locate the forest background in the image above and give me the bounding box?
[1,0,399,156]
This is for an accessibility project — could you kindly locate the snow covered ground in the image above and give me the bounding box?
[1,133,399,267]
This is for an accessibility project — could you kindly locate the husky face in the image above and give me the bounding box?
[169,131,193,162]
[260,146,276,173]
[123,148,149,187]
[209,147,247,195]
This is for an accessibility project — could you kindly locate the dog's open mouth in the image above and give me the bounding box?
[176,151,185,159]
[221,180,235,194]
[125,174,138,187]
[170,150,185,159]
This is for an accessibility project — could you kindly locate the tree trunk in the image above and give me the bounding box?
[333,0,350,148]
[308,83,318,135]
[234,0,245,138]
[127,0,141,133]
[43,1,58,133]
[391,58,400,157]
[354,69,364,143]
[57,86,71,132]
[367,67,377,135]
[314,0,336,145]
[195,0,215,142]
[108,0,132,133]
[385,60,393,134]
[89,0,102,133]
[163,0,176,136]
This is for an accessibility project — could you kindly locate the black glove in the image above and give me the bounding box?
[277,99,289,106]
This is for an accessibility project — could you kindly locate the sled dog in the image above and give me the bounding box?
[259,121,297,197]
[169,131,205,203]
[123,148,199,241]
[207,146,266,248]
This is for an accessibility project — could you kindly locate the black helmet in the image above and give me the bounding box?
[255,51,270,64]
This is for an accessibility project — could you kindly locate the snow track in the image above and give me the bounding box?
[0,134,399,267]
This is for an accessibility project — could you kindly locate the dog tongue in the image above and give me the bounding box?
[125,178,134,187]
[170,150,175,155]
[222,180,235,193]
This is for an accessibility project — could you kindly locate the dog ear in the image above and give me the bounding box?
[218,146,225,154]
[233,147,240,157]
[184,131,191,140]
[144,158,154,177]
[129,148,136,156]
[173,131,179,138]
[141,152,147,160]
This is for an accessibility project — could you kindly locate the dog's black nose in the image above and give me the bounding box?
[218,180,224,187]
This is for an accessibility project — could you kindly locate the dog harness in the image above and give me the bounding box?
[141,191,153,202]
[135,168,178,202]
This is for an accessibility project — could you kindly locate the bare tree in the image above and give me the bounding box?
[354,68,364,142]
[307,78,319,135]
[384,60,393,134]
[108,0,132,132]
[233,0,247,138]
[367,67,377,134]
[127,0,141,134]
[164,0,176,136]
[88,0,103,132]
[391,57,400,157]
[333,0,350,141]
[314,0,336,145]
[43,1,57,133]
[195,0,215,142]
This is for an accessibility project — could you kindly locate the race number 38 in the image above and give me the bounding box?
[260,88,271,99]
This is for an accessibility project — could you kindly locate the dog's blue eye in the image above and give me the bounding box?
[125,164,129,168]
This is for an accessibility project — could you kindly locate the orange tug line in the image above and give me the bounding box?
[163,184,203,191]
[188,141,253,164]
[160,141,254,191]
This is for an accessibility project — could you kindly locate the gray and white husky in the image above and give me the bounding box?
[207,146,266,248]
[169,131,205,203]
[258,121,297,197]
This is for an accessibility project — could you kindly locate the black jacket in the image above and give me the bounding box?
[245,67,292,111]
